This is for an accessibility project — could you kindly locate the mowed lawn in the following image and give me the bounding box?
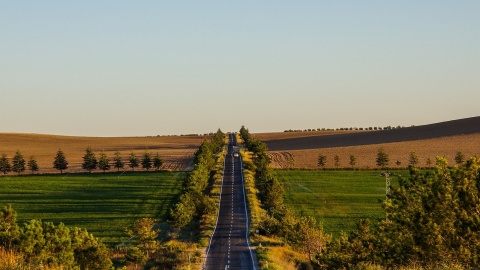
[0,171,185,245]
[276,170,406,236]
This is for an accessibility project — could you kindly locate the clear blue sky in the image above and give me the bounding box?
[1,1,479,136]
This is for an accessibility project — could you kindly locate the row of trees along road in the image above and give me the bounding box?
[240,126,330,268]
[317,149,469,169]
[0,148,164,175]
[169,129,225,229]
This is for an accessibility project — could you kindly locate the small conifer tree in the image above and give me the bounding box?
[28,156,39,174]
[0,154,11,175]
[12,150,26,174]
[82,147,97,173]
[53,149,68,174]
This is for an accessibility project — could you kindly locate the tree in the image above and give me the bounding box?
[264,178,285,214]
[125,218,159,258]
[82,147,97,173]
[19,218,112,269]
[395,160,402,167]
[27,156,39,174]
[334,155,340,168]
[153,153,164,171]
[1,204,112,269]
[53,149,68,174]
[408,152,419,167]
[125,247,148,269]
[98,152,110,173]
[380,156,480,266]
[129,152,139,171]
[141,150,152,171]
[125,247,147,268]
[71,227,112,270]
[349,155,356,169]
[170,194,195,228]
[113,151,124,172]
[318,155,327,169]
[454,150,465,165]
[0,204,20,249]
[12,150,26,174]
[295,216,330,264]
[21,220,75,266]
[376,148,389,169]
[0,154,11,175]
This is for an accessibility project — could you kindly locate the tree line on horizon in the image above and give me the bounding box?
[284,125,407,133]
[0,148,164,175]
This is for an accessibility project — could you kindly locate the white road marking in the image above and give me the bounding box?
[206,134,258,269]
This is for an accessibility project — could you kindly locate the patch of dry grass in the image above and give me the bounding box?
[254,235,305,270]
[0,249,23,270]
[0,249,61,270]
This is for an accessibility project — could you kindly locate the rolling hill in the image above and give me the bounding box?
[255,116,480,169]
[263,116,480,151]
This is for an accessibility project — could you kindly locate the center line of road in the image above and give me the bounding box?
[205,134,257,269]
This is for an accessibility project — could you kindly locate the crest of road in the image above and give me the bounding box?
[203,134,259,270]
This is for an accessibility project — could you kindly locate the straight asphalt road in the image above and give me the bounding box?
[203,133,258,270]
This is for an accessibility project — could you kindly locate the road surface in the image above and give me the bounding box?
[204,134,258,270]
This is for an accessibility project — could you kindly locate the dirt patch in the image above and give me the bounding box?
[268,151,295,169]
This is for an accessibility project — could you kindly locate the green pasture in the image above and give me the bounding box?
[276,170,408,236]
[0,171,185,245]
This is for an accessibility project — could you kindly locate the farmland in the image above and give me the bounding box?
[266,133,480,170]
[256,117,480,169]
[276,169,406,235]
[0,133,206,173]
[0,171,185,245]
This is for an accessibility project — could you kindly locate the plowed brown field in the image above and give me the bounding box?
[255,116,480,169]
[0,133,206,173]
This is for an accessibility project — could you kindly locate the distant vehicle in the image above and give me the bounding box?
[233,146,240,157]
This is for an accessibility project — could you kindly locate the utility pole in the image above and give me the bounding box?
[384,172,390,196]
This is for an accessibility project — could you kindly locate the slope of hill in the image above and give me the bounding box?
[256,116,480,169]
[263,116,480,151]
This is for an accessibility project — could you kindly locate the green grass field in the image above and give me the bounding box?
[0,171,185,246]
[276,170,407,236]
